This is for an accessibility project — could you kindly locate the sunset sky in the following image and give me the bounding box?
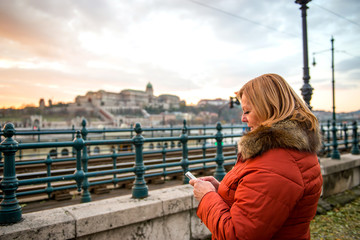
[0,0,359,112]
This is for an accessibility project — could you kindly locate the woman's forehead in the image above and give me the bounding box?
[240,95,251,107]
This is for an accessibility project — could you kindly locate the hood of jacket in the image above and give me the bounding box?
[238,119,321,160]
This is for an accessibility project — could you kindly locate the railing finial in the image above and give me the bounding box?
[134,123,142,134]
[81,118,87,127]
[0,122,22,224]
[3,123,16,139]
[216,122,222,131]
[182,120,187,134]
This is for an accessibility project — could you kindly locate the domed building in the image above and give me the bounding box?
[145,82,154,96]
[73,82,180,110]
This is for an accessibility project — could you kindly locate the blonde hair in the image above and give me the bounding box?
[236,73,318,131]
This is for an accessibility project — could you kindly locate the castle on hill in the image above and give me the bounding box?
[73,82,181,110]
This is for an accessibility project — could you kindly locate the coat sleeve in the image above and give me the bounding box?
[196,169,304,240]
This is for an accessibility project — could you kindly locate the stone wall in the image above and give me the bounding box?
[321,154,360,197]
[0,185,210,240]
[1,154,360,240]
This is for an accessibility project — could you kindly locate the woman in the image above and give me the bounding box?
[190,73,323,240]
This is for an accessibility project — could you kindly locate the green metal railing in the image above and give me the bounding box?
[0,123,85,224]
[320,120,360,158]
[0,121,244,161]
[1,119,359,224]
[0,120,245,224]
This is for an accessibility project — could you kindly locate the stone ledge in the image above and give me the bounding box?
[0,208,75,240]
[0,185,201,240]
[320,154,360,175]
[320,154,360,197]
[2,155,360,239]
[64,185,195,237]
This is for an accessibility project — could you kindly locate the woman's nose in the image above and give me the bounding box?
[241,115,247,122]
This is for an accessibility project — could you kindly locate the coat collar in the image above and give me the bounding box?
[238,119,321,160]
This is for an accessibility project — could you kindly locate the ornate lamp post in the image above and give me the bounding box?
[295,0,313,109]
[312,36,340,159]
[312,37,336,123]
[330,37,336,122]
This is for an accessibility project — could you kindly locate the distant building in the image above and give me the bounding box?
[119,83,180,109]
[158,94,180,109]
[69,83,181,124]
[197,98,228,107]
[120,89,150,107]
[39,98,45,109]
[75,90,121,107]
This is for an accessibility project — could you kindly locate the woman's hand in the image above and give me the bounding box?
[189,179,216,201]
[198,176,220,191]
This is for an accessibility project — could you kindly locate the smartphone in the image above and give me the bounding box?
[185,171,197,180]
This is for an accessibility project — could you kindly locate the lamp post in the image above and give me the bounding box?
[312,36,336,122]
[312,36,340,159]
[330,37,335,122]
[295,0,313,109]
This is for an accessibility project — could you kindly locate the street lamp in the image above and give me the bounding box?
[295,0,313,110]
[312,36,336,122]
[312,36,340,159]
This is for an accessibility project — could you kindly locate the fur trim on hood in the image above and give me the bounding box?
[238,119,321,160]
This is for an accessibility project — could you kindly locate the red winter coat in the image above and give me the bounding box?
[197,120,323,240]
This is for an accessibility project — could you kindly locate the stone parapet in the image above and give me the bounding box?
[0,185,210,240]
[320,154,360,197]
[2,154,360,239]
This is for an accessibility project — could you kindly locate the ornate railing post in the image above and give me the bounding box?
[37,127,41,142]
[73,131,85,193]
[0,123,2,162]
[202,141,207,170]
[180,120,189,184]
[170,123,175,148]
[320,124,326,155]
[214,122,226,181]
[0,123,22,224]
[162,146,167,179]
[231,123,234,144]
[18,140,22,161]
[130,123,134,151]
[343,123,348,149]
[80,119,91,203]
[326,120,331,157]
[72,125,75,156]
[132,123,148,198]
[112,148,118,187]
[351,121,359,155]
[45,154,54,199]
[331,120,340,159]
[339,123,343,139]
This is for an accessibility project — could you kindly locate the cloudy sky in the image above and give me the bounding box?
[0,0,359,112]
